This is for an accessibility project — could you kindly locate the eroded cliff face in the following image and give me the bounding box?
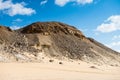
[0,22,120,66]
[20,22,85,39]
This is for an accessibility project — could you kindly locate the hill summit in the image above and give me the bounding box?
[0,22,120,65]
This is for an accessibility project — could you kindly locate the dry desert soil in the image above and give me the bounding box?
[0,60,120,80]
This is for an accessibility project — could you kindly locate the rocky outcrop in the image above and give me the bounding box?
[20,22,85,39]
[0,22,120,66]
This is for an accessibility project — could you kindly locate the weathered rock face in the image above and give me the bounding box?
[0,26,14,44]
[0,26,12,31]
[20,22,85,39]
[0,22,120,65]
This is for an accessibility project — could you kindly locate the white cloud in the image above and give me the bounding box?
[55,0,93,7]
[0,0,35,16]
[109,41,120,47]
[113,35,120,39]
[40,0,48,5]
[96,15,120,33]
[76,0,93,4]
[55,0,70,7]
[12,18,22,24]
[0,0,11,10]
[14,18,22,22]
[106,41,120,52]
[10,26,21,30]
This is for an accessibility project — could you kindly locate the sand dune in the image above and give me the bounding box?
[0,61,120,80]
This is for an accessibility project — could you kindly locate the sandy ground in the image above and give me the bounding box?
[0,60,120,80]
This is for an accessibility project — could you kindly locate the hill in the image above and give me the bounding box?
[0,22,120,66]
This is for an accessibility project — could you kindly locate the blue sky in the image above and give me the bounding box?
[0,0,120,52]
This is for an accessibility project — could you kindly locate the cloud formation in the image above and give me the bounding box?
[12,18,22,25]
[113,35,120,39]
[0,0,36,16]
[10,25,21,30]
[14,18,22,22]
[109,41,120,47]
[40,0,48,5]
[106,41,120,52]
[96,15,120,33]
[55,0,93,7]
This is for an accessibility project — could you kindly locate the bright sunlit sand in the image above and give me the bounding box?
[0,60,120,80]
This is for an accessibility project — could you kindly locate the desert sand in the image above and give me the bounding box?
[0,60,120,80]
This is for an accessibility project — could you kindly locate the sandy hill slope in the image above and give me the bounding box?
[0,22,120,66]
